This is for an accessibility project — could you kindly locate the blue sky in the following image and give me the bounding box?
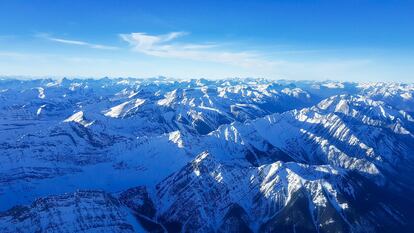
[0,0,413,81]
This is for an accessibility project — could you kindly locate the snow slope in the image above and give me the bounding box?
[0,77,413,232]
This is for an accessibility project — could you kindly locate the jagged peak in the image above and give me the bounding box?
[63,111,94,127]
[104,98,146,118]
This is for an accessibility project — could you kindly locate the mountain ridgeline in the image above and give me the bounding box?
[0,77,413,233]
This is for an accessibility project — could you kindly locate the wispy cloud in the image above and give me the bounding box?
[119,32,271,67]
[40,34,118,50]
[118,32,382,80]
[7,32,395,80]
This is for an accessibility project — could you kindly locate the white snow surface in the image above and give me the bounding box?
[0,77,413,232]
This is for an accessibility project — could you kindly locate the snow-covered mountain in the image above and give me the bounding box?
[0,77,413,232]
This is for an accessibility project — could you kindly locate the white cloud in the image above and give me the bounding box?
[2,32,402,81]
[41,34,118,50]
[1,49,412,82]
[119,32,272,67]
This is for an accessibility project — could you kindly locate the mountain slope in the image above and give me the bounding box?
[0,77,413,232]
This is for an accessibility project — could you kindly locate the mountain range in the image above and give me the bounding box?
[0,77,413,233]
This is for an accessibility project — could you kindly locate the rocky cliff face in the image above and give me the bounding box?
[0,190,140,233]
[0,78,413,232]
